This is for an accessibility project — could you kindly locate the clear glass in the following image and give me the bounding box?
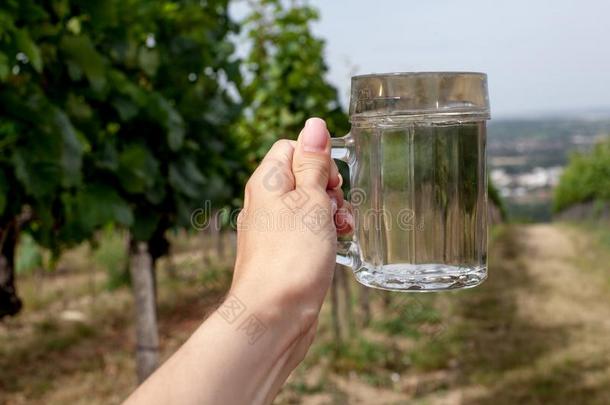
[333,72,490,292]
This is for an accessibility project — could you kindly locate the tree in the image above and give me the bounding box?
[0,0,247,380]
[236,0,349,160]
[553,139,610,213]
[0,0,86,317]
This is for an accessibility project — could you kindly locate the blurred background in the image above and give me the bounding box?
[1,0,609,404]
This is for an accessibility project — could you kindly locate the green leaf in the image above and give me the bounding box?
[95,141,119,171]
[66,17,81,35]
[174,195,197,228]
[148,94,185,151]
[112,97,139,121]
[108,70,148,107]
[0,52,9,81]
[167,114,185,151]
[132,212,161,242]
[76,185,134,231]
[1,0,244,254]
[77,2,117,29]
[169,158,206,198]
[0,170,7,215]
[117,144,160,194]
[145,178,166,205]
[66,93,93,120]
[52,0,70,19]
[13,150,62,198]
[50,107,83,187]
[14,28,43,72]
[138,47,160,77]
[223,60,242,85]
[60,35,106,90]
[204,174,229,201]
[28,200,61,250]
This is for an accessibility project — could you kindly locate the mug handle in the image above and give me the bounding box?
[331,133,360,269]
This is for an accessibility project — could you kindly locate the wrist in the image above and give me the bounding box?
[228,275,315,339]
[213,290,276,346]
[224,283,289,332]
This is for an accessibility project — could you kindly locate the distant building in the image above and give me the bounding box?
[490,167,563,199]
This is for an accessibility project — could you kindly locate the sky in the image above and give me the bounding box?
[231,0,610,118]
[309,0,610,118]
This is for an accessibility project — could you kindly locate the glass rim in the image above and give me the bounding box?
[352,71,487,80]
[349,71,490,120]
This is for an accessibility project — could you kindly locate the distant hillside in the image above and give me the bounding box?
[487,116,610,222]
[553,139,610,214]
[489,118,610,171]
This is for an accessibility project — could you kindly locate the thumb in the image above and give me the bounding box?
[292,118,331,190]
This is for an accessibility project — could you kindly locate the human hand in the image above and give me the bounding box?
[123,118,354,405]
[229,117,353,399]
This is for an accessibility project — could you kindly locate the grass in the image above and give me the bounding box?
[4,225,610,404]
[558,220,610,292]
[15,233,44,274]
[35,320,96,352]
[1,234,234,403]
[92,227,129,290]
[373,295,442,338]
[287,380,326,395]
[314,335,390,374]
[0,319,103,396]
[584,220,610,251]
[409,336,456,372]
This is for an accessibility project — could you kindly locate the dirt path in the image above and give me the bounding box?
[2,225,609,404]
[518,224,610,337]
[434,224,610,405]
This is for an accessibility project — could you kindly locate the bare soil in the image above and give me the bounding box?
[1,225,609,404]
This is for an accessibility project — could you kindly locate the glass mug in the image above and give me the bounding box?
[332,72,490,292]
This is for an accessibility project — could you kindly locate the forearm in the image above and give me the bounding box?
[124,291,303,405]
[124,118,340,404]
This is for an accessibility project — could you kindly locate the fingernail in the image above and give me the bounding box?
[345,210,354,229]
[330,198,338,215]
[302,118,328,153]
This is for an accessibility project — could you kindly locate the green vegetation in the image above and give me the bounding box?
[326,336,392,373]
[15,233,43,274]
[3,223,610,403]
[553,139,610,212]
[0,0,250,317]
[507,202,551,223]
[92,227,128,290]
[236,0,348,162]
[0,0,349,318]
[374,296,442,338]
[488,180,507,220]
[0,0,244,248]
[487,118,610,222]
[409,337,456,371]
[2,1,609,403]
